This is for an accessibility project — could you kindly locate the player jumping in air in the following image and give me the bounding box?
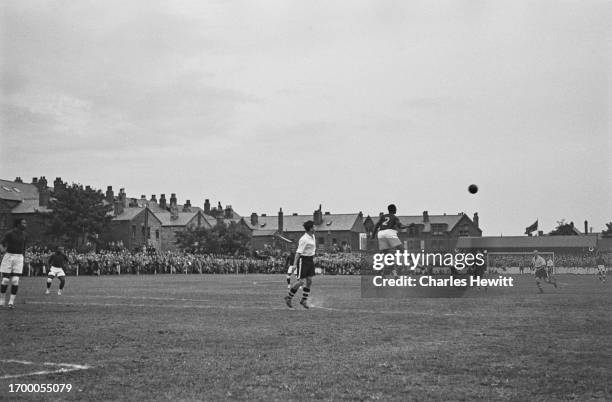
[372,204,411,276]
[0,218,27,309]
[46,246,69,295]
[285,221,316,309]
[531,250,557,293]
[596,254,607,283]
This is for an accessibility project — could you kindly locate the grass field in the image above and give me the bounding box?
[1,274,611,401]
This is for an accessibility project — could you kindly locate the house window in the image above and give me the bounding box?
[155,230,160,240]
[147,227,151,239]
[131,225,136,240]
[432,224,444,236]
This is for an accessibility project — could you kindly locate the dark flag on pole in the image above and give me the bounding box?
[525,220,538,235]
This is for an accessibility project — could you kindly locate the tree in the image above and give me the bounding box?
[176,221,251,254]
[549,219,578,236]
[603,222,612,238]
[47,183,113,248]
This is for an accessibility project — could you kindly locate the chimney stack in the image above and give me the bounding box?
[250,213,258,226]
[278,208,284,233]
[106,186,114,203]
[473,212,479,228]
[53,177,65,193]
[225,205,232,219]
[183,200,192,212]
[204,199,210,214]
[14,177,22,183]
[159,194,167,209]
[141,195,146,199]
[170,193,177,207]
[313,204,323,226]
[119,188,127,207]
[150,194,157,203]
[584,220,588,235]
[32,177,38,184]
[38,177,50,207]
[423,211,429,223]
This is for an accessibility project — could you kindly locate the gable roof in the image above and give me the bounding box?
[397,214,465,231]
[155,211,210,227]
[247,213,363,233]
[112,207,148,221]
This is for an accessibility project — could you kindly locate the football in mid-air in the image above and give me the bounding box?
[468,184,478,194]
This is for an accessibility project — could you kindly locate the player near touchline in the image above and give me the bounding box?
[285,220,316,309]
[531,250,557,293]
[596,254,607,283]
[0,218,28,309]
[46,246,69,295]
[372,204,411,276]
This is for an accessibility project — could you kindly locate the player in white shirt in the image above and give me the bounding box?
[285,221,316,309]
[596,255,607,283]
[532,250,557,293]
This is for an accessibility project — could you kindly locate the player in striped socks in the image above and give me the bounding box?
[284,221,316,309]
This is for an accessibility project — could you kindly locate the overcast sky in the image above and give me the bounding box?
[1,0,610,235]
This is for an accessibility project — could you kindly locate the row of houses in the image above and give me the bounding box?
[2,176,609,254]
[0,177,487,252]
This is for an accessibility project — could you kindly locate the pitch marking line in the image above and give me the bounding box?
[0,359,92,380]
[27,300,466,316]
[61,295,211,302]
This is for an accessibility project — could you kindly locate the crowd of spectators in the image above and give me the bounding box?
[22,247,365,276]
[487,252,609,270]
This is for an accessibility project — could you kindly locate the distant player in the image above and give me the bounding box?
[0,218,27,308]
[531,250,557,293]
[284,221,316,309]
[46,246,69,295]
[285,248,297,290]
[372,204,410,276]
[546,257,554,276]
[596,254,607,283]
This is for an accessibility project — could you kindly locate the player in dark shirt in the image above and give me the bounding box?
[0,218,27,308]
[372,205,410,277]
[46,246,69,295]
[372,204,410,251]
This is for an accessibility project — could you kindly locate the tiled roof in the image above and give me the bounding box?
[397,214,465,231]
[112,207,147,221]
[456,235,597,249]
[0,179,39,201]
[248,213,362,233]
[10,199,52,214]
[155,211,206,227]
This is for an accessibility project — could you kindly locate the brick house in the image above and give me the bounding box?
[244,205,366,252]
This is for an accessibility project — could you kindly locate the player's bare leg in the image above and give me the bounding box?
[536,278,543,293]
[46,275,54,294]
[0,275,9,306]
